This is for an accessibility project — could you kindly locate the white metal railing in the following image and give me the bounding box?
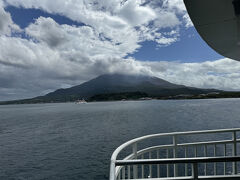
[109,128,240,180]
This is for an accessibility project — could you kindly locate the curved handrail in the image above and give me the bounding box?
[111,128,240,162]
[110,128,240,180]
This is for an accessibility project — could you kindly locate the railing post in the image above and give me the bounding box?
[122,166,125,179]
[214,144,217,175]
[173,135,178,177]
[204,145,207,176]
[133,143,138,179]
[224,144,227,175]
[128,166,131,179]
[233,131,237,174]
[167,149,170,177]
[185,147,188,176]
[157,150,160,178]
[149,152,152,178]
[192,163,198,180]
[110,160,116,180]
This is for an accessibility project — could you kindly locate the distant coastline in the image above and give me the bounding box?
[2,91,240,105]
[2,74,240,105]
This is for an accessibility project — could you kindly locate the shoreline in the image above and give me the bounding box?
[1,96,240,106]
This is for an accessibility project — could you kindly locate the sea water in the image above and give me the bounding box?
[1,99,240,180]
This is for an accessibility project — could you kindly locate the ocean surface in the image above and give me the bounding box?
[1,99,240,180]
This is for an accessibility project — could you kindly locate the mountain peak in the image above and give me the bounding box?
[44,73,201,100]
[86,73,180,88]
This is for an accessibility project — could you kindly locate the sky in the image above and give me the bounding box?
[0,0,240,101]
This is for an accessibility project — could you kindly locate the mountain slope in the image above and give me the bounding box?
[45,74,218,98]
[46,74,186,98]
[0,74,222,104]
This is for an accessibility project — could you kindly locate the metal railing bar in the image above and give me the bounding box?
[110,128,240,180]
[126,175,240,180]
[192,163,198,179]
[198,174,240,179]
[127,165,130,179]
[149,151,152,178]
[178,140,239,148]
[204,145,207,176]
[173,135,178,177]
[195,146,198,157]
[232,131,237,174]
[167,149,170,177]
[115,140,240,169]
[185,147,188,176]
[115,152,135,175]
[224,144,226,175]
[137,141,238,159]
[130,140,238,163]
[111,129,240,162]
[122,166,125,179]
[214,144,217,175]
[133,143,138,179]
[115,156,240,166]
[136,145,174,156]
[157,150,160,178]
[128,177,193,180]
[110,160,116,180]
[141,154,144,178]
[144,177,194,180]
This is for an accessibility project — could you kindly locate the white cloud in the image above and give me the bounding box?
[26,17,68,48]
[183,13,193,28]
[25,16,139,58]
[154,10,180,28]
[118,0,156,26]
[143,59,240,90]
[162,0,187,14]
[0,1,20,35]
[160,0,193,28]
[156,36,178,46]
[4,0,187,47]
